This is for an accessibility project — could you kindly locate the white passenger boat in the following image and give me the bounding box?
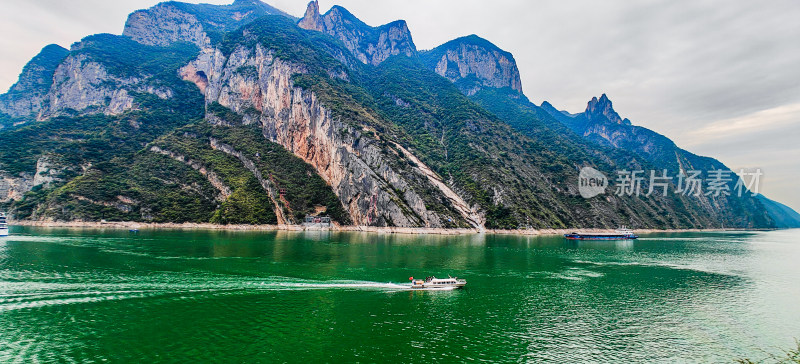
[0,212,8,237]
[410,276,466,289]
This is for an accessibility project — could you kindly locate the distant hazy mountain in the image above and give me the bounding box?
[0,0,795,229]
[539,93,800,228]
[756,195,800,228]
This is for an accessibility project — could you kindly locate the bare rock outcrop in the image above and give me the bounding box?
[40,54,138,119]
[124,3,211,48]
[123,0,293,48]
[0,156,65,202]
[421,35,523,96]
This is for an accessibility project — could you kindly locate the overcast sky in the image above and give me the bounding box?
[1,0,799,212]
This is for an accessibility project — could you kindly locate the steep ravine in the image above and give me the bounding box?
[209,137,291,225]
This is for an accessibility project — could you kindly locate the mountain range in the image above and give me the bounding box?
[1,0,797,230]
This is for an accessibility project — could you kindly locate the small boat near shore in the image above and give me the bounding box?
[564,227,638,240]
[410,276,466,289]
[0,212,8,237]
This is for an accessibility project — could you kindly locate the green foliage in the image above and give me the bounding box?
[166,0,290,34]
[0,78,203,176]
[153,129,277,225]
[3,44,69,96]
[0,64,206,221]
[126,152,219,223]
[0,4,776,229]
[218,16,353,77]
[0,112,14,130]
[235,65,259,79]
[361,56,564,228]
[189,122,350,224]
[73,34,199,86]
[1,11,352,226]
[212,183,274,225]
[485,204,516,229]
[207,101,243,124]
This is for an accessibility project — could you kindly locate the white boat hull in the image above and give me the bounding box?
[410,277,466,290]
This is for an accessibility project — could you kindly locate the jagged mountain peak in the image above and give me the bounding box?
[420,34,522,96]
[2,0,791,230]
[585,93,630,125]
[298,1,416,65]
[298,0,322,31]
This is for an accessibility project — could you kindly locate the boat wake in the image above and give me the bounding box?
[255,280,411,291]
[0,274,441,312]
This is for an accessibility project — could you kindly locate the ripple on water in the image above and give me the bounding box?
[1,229,798,363]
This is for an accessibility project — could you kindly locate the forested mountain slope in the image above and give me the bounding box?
[0,0,792,229]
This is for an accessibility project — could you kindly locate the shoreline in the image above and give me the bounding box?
[9,220,759,236]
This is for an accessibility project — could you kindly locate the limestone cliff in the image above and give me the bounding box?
[298,1,417,66]
[182,43,480,228]
[0,0,784,229]
[124,3,211,48]
[123,0,293,48]
[420,35,523,96]
[0,156,66,202]
[40,53,138,119]
[0,34,194,124]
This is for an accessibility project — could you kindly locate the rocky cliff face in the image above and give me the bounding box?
[40,54,138,119]
[0,34,191,124]
[1,0,787,229]
[421,35,523,96]
[182,43,477,228]
[123,0,292,48]
[124,3,211,48]
[0,44,69,120]
[298,1,416,66]
[0,156,65,202]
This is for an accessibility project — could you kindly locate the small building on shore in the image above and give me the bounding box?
[303,215,332,229]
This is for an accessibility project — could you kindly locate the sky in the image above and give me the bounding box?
[1,0,799,212]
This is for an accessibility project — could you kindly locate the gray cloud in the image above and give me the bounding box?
[1,0,798,211]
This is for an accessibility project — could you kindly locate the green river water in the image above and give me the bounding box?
[1,227,798,363]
